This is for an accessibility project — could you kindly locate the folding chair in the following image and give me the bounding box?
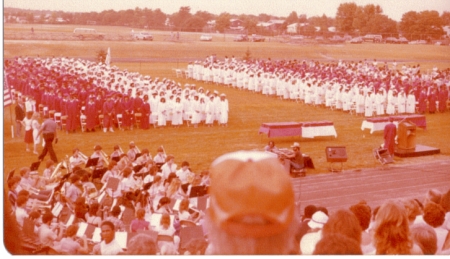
[54,112,62,130]
[80,114,87,132]
[116,114,123,130]
[373,148,393,169]
[61,115,68,131]
[98,114,104,129]
[175,69,182,78]
[134,113,142,129]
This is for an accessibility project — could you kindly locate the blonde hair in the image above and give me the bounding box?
[373,200,413,255]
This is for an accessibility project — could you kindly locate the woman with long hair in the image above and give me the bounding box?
[31,112,40,154]
[372,200,423,255]
[22,111,34,152]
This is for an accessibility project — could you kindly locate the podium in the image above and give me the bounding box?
[398,121,416,150]
[325,146,347,172]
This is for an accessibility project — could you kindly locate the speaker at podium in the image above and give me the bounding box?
[398,121,416,150]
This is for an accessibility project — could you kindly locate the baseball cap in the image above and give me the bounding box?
[208,151,295,238]
[308,211,328,229]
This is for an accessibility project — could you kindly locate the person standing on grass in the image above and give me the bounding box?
[37,113,58,163]
[22,111,34,152]
[15,97,26,138]
[383,117,396,156]
[31,112,41,155]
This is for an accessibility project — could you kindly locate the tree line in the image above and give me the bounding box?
[5,2,450,39]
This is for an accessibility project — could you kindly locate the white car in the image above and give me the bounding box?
[200,34,212,41]
[132,31,153,41]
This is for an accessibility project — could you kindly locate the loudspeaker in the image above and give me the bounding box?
[398,121,416,150]
[325,146,348,162]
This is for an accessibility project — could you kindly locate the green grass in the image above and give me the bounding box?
[3,24,450,182]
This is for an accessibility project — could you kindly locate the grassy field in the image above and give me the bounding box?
[3,24,450,181]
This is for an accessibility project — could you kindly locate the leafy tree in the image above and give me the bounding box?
[183,16,206,32]
[335,2,358,33]
[171,6,192,30]
[442,11,450,26]
[364,14,398,36]
[216,12,231,33]
[285,11,299,25]
[352,4,383,34]
[298,14,308,23]
[258,13,271,22]
[400,10,444,40]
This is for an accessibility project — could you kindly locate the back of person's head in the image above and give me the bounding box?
[42,212,53,224]
[313,233,363,255]
[122,167,133,178]
[424,189,442,205]
[181,161,189,167]
[183,238,208,255]
[7,175,21,189]
[111,205,121,217]
[402,198,423,223]
[160,213,171,226]
[16,195,28,207]
[349,202,372,231]
[302,205,317,221]
[206,151,297,255]
[19,167,30,177]
[322,209,362,244]
[439,189,450,212]
[179,198,190,212]
[70,173,80,184]
[422,202,446,228]
[373,200,412,255]
[136,208,145,219]
[65,224,79,238]
[127,233,157,255]
[89,202,100,216]
[160,242,178,255]
[410,223,438,255]
[158,197,171,209]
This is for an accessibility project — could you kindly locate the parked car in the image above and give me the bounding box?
[200,34,212,41]
[330,35,345,43]
[73,28,105,40]
[397,37,409,44]
[409,40,426,45]
[251,34,265,42]
[385,37,398,44]
[234,34,249,42]
[132,31,153,40]
[362,34,383,43]
[349,37,363,44]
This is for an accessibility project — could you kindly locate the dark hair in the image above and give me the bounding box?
[101,220,115,231]
[303,204,318,220]
[42,212,54,224]
[16,195,28,207]
[181,161,189,167]
[313,233,362,255]
[111,206,122,217]
[127,233,157,255]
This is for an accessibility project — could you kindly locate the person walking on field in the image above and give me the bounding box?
[37,113,58,163]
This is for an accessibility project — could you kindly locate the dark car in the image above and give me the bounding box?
[234,34,249,42]
[251,34,265,42]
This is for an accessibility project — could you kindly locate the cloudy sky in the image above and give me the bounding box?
[4,0,450,22]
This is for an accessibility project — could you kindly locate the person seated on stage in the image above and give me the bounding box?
[38,212,65,248]
[15,195,31,228]
[70,148,87,171]
[155,212,179,252]
[90,145,107,168]
[142,161,158,184]
[127,141,140,162]
[53,224,89,255]
[92,221,123,255]
[104,206,126,232]
[130,208,150,233]
[153,146,167,165]
[161,155,178,180]
[166,178,187,200]
[85,202,102,227]
[281,142,305,171]
[264,140,279,153]
[101,160,121,185]
[199,170,210,186]
[18,167,53,200]
[117,153,132,171]
[134,148,151,166]
[176,161,194,185]
[42,159,56,180]
[110,145,122,162]
[126,233,157,255]
[65,174,84,207]
[8,175,22,210]
[178,198,203,224]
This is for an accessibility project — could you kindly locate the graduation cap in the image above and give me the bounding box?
[30,161,41,172]
[85,157,99,168]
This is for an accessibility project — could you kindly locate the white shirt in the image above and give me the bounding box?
[100,239,123,255]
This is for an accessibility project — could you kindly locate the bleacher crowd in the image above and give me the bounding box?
[6,56,230,135]
[5,141,450,255]
[186,55,449,115]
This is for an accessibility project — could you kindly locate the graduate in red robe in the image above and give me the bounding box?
[121,95,133,130]
[102,94,115,132]
[141,94,151,130]
[85,95,97,132]
[384,117,397,155]
[438,85,448,113]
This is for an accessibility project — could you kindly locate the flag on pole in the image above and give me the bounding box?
[105,47,111,67]
[4,71,13,107]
